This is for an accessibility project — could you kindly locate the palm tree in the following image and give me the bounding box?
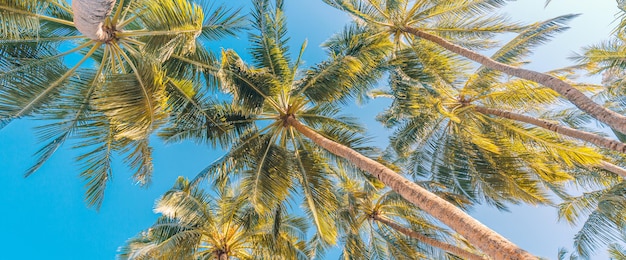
[558,180,626,258]
[335,173,487,260]
[164,0,535,258]
[372,15,613,210]
[323,0,626,135]
[0,0,244,207]
[118,177,310,260]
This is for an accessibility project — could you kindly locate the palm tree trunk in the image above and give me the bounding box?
[218,253,228,260]
[285,116,536,260]
[599,161,626,178]
[401,27,626,135]
[72,0,116,41]
[373,215,489,260]
[473,105,626,154]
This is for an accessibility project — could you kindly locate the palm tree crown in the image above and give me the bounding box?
[161,0,391,247]
[118,177,310,259]
[0,0,244,207]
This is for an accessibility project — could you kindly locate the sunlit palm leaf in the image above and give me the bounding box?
[120,138,154,186]
[292,142,339,244]
[197,2,245,41]
[130,0,203,61]
[240,132,293,213]
[94,56,168,140]
[0,0,42,39]
[297,24,391,104]
[250,0,292,80]
[120,177,308,259]
[219,49,280,113]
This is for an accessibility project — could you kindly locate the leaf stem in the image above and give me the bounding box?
[0,6,74,27]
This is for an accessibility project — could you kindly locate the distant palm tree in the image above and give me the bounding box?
[118,177,310,260]
[335,174,486,260]
[0,0,244,207]
[324,0,626,136]
[558,179,626,258]
[164,0,534,258]
[553,29,626,257]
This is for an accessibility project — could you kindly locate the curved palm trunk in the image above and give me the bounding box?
[285,116,536,260]
[373,215,488,260]
[72,0,116,41]
[401,27,626,135]
[473,106,626,154]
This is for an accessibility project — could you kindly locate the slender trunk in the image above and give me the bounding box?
[218,252,228,260]
[473,105,626,154]
[72,0,116,41]
[473,106,626,178]
[401,27,626,135]
[599,161,626,178]
[373,215,488,260]
[286,116,536,260]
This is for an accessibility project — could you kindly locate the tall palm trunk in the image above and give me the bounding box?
[285,116,536,260]
[72,0,116,41]
[473,106,626,154]
[373,215,488,260]
[401,27,626,135]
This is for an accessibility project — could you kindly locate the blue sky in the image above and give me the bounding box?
[0,0,621,259]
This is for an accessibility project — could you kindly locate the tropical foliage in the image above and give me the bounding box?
[334,172,486,260]
[324,0,626,135]
[119,177,310,259]
[372,13,620,210]
[0,0,244,207]
[158,0,390,248]
[2,0,626,259]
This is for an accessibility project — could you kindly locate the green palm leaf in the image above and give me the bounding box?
[94,56,168,140]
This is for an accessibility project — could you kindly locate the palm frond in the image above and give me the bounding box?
[159,89,255,149]
[94,54,168,140]
[0,0,42,39]
[468,14,578,91]
[0,42,69,124]
[297,24,391,104]
[120,138,154,186]
[608,243,626,260]
[219,49,281,113]
[292,141,339,245]
[575,33,626,72]
[74,118,116,209]
[130,0,204,61]
[196,2,246,41]
[25,70,100,177]
[249,0,292,80]
[239,132,293,213]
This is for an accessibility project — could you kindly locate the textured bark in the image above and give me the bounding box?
[373,215,488,260]
[401,27,626,135]
[72,0,116,41]
[218,253,228,260]
[599,161,626,178]
[473,106,626,154]
[286,116,536,260]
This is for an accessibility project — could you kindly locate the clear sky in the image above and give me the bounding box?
[0,0,620,259]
